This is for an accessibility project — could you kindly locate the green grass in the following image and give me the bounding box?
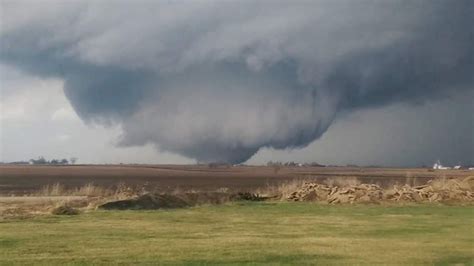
[0,202,473,265]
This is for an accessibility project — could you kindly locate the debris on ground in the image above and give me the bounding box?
[287,176,474,204]
[3,177,473,216]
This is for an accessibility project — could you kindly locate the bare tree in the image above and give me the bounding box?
[70,157,78,164]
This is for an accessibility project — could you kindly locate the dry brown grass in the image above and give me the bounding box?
[74,183,110,197]
[0,183,151,217]
[0,196,88,220]
[323,176,361,187]
[254,177,362,199]
[34,182,147,198]
[36,183,66,196]
[4,176,471,219]
[6,164,471,196]
[254,178,311,199]
[428,176,474,191]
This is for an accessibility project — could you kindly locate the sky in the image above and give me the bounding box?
[0,0,473,166]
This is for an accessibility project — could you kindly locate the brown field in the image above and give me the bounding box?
[0,164,471,196]
[1,165,472,264]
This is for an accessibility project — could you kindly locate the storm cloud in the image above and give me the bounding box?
[1,0,473,163]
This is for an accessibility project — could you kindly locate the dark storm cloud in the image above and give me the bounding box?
[324,2,474,111]
[1,0,473,163]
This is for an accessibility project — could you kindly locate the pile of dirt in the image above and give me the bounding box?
[287,177,474,204]
[98,192,240,210]
[51,205,80,215]
[99,194,189,210]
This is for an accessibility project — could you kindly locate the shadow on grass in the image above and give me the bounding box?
[434,255,473,266]
[0,238,20,248]
[182,253,346,265]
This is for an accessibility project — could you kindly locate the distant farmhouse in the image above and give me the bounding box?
[433,160,474,170]
[433,160,451,170]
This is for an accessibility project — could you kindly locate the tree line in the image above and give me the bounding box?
[29,156,78,165]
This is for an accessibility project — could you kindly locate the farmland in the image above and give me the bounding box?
[0,164,470,195]
[0,165,472,265]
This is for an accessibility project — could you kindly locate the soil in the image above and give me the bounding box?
[98,191,267,210]
[1,164,470,195]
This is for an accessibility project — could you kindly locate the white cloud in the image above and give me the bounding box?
[51,107,79,122]
[56,134,71,142]
[0,66,194,164]
[0,65,65,122]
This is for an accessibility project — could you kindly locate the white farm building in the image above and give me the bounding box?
[433,160,451,170]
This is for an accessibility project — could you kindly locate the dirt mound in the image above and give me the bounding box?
[98,192,245,210]
[51,205,80,215]
[99,194,189,210]
[287,177,474,204]
[98,191,270,210]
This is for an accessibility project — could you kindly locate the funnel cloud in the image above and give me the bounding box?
[1,0,473,163]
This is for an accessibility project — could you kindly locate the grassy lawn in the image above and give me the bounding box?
[0,202,473,265]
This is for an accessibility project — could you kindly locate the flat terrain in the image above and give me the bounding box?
[0,202,472,265]
[1,164,471,195]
